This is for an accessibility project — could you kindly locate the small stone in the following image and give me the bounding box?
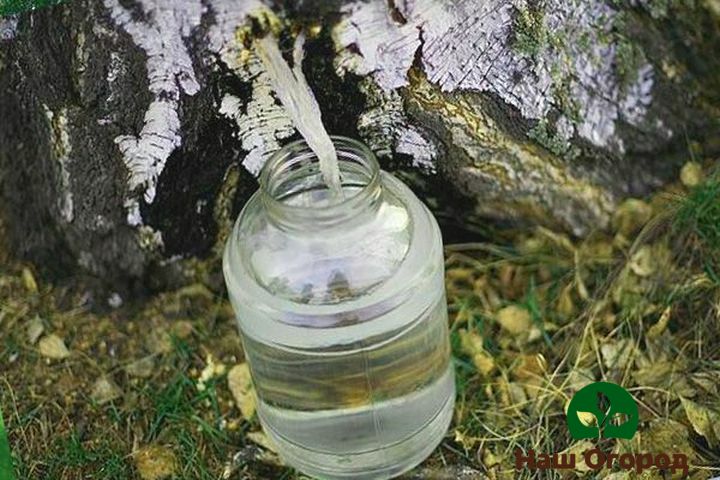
[26,316,44,345]
[38,334,70,360]
[91,377,122,405]
[107,292,123,309]
[680,161,703,187]
[126,357,156,378]
[134,445,178,480]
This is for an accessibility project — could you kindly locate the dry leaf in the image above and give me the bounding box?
[498,379,528,409]
[26,316,44,345]
[21,267,38,293]
[564,440,595,472]
[459,330,495,376]
[635,419,696,466]
[482,447,502,468]
[472,352,495,377]
[508,381,528,406]
[633,360,673,386]
[647,306,671,338]
[574,262,590,301]
[496,305,532,335]
[134,445,178,480]
[513,353,546,398]
[680,397,720,447]
[458,329,484,356]
[228,363,256,420]
[247,430,277,453]
[535,227,576,254]
[38,334,70,360]
[454,429,477,450]
[513,354,546,381]
[690,372,720,396]
[629,246,655,277]
[566,367,595,391]
[600,339,634,370]
[557,284,575,318]
[634,357,696,397]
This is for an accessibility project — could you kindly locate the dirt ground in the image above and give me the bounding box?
[2,162,720,479]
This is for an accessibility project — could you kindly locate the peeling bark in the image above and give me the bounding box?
[0,0,718,287]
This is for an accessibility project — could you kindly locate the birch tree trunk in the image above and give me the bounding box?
[1,0,718,288]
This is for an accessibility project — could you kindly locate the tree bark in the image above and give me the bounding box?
[1,0,718,288]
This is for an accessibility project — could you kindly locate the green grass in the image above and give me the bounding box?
[673,174,720,297]
[676,176,720,253]
[519,276,553,347]
[140,341,235,480]
[41,433,130,480]
[0,406,15,480]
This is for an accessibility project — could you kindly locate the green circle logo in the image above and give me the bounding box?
[566,382,639,440]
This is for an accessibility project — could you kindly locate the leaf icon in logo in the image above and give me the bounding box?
[609,411,629,427]
[596,391,611,423]
[576,410,597,427]
[566,382,639,440]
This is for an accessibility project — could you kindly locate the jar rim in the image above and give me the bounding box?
[258,136,381,226]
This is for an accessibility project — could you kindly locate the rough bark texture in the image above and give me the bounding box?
[0,0,719,289]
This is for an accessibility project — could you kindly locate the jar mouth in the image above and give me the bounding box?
[259,136,381,226]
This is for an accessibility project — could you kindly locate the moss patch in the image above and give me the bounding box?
[512,3,548,59]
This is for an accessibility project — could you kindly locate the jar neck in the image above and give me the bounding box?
[259,136,383,230]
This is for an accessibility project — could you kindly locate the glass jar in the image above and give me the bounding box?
[223,137,454,479]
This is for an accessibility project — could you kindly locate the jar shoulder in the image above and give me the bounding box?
[225,172,443,306]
